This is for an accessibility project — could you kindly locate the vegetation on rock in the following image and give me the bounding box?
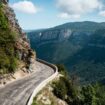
[0,3,18,74]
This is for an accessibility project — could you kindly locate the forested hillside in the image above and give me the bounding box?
[33,65,105,105]
[27,22,105,84]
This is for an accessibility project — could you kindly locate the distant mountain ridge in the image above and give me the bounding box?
[27,21,105,84]
[27,21,105,46]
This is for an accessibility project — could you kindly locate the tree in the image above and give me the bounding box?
[81,84,98,105]
[53,77,67,100]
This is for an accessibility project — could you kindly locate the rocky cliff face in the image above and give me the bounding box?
[0,0,36,73]
[27,29,72,47]
[39,29,72,41]
[0,0,8,4]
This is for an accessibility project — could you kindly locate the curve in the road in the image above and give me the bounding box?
[0,59,58,105]
[27,59,58,105]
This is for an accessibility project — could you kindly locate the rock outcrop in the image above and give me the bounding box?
[0,0,9,4]
[1,0,36,71]
[27,29,72,47]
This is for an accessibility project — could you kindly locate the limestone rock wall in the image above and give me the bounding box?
[1,1,36,70]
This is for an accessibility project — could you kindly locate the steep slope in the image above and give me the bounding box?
[27,22,105,84]
[0,1,35,75]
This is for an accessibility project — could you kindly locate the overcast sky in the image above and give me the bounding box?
[9,0,105,30]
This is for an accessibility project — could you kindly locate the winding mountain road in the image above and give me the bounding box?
[0,61,55,105]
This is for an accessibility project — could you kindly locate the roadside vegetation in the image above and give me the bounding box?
[32,64,105,105]
[52,65,105,105]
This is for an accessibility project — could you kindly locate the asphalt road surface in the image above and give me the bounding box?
[0,61,54,105]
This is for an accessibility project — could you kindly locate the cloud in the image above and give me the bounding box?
[11,0,38,14]
[99,11,105,17]
[56,0,103,18]
[58,13,80,19]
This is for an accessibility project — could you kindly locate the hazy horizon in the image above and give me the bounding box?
[23,21,105,31]
[9,0,105,30]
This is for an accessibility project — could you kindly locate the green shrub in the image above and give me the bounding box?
[81,85,97,105]
[0,5,8,29]
[53,77,68,100]
[56,64,68,76]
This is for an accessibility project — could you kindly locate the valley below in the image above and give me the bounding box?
[27,21,105,84]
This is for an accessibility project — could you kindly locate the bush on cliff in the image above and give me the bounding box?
[53,65,105,105]
[0,3,18,74]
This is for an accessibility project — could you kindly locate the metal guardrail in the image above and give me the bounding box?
[27,58,58,105]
